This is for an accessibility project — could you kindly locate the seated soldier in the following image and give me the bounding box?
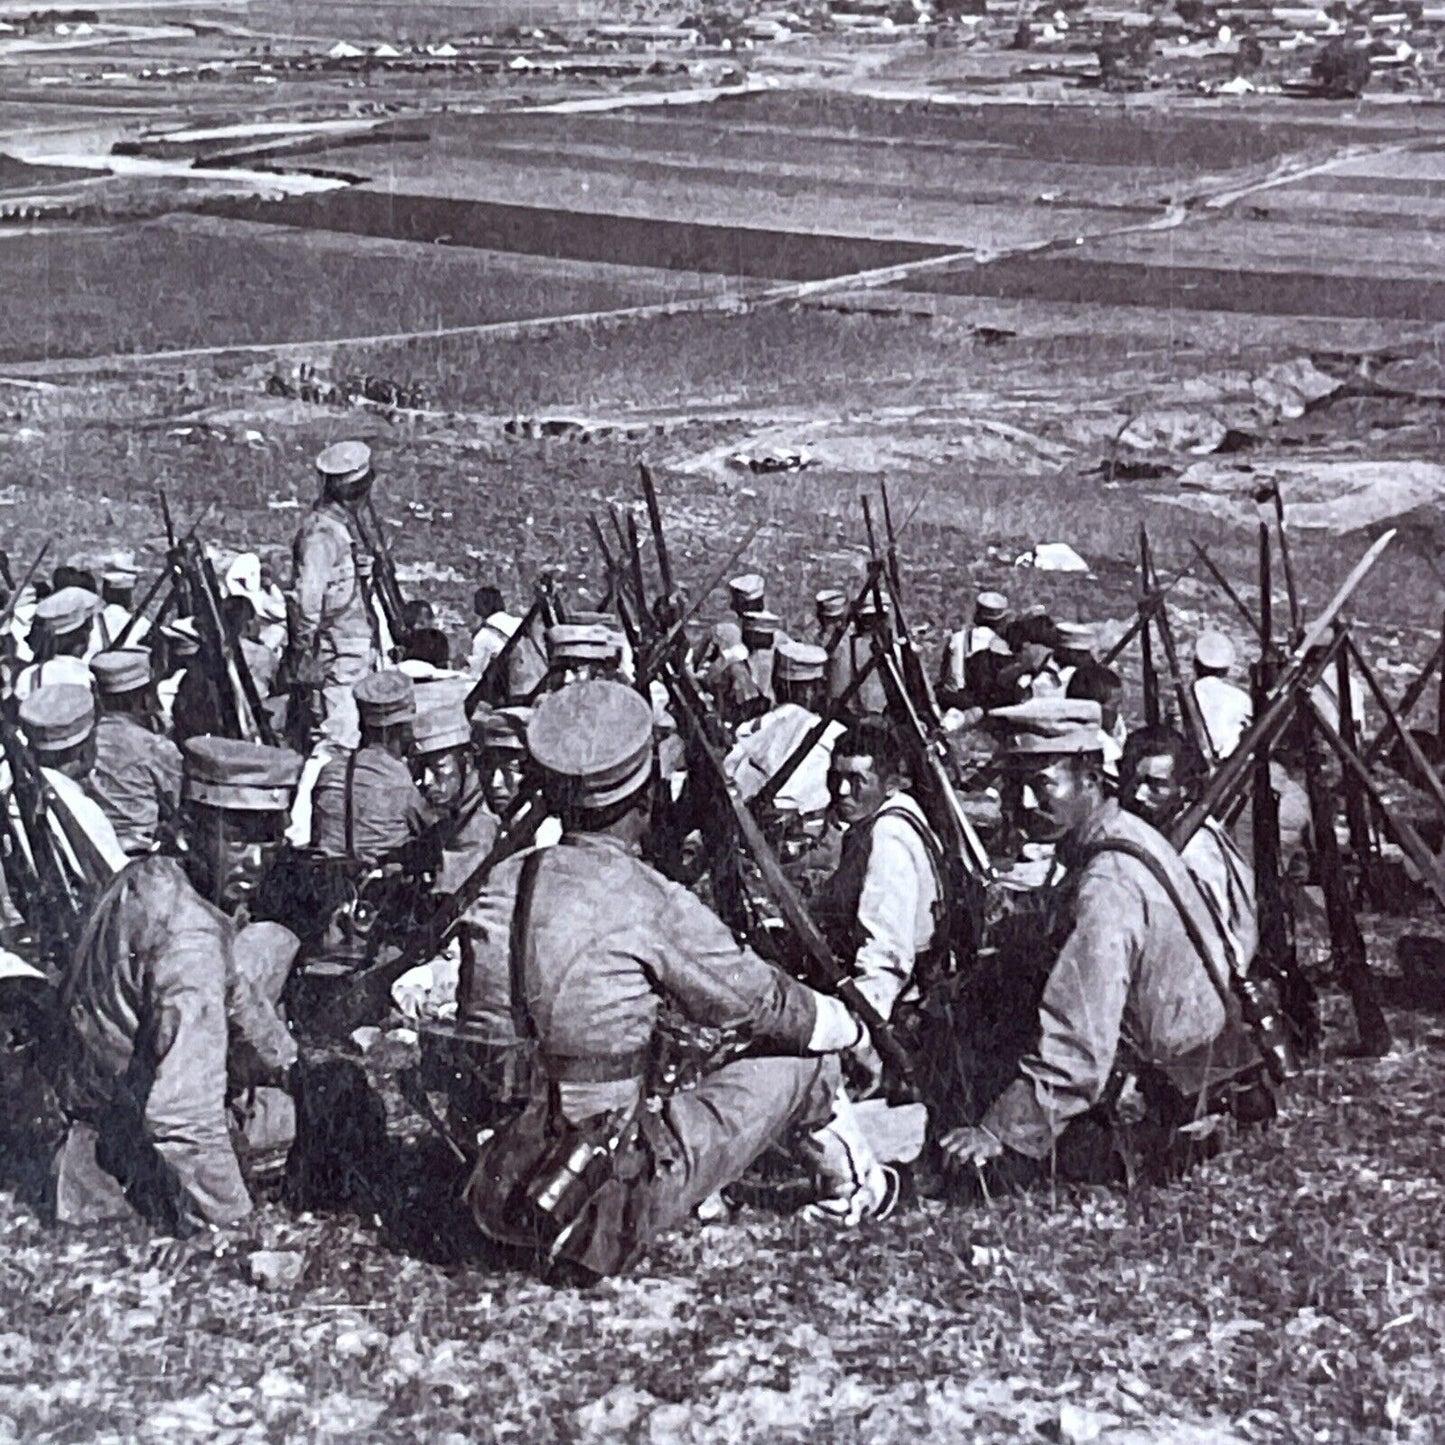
[311,671,439,869]
[221,593,279,701]
[97,570,141,650]
[844,594,890,717]
[16,684,128,878]
[937,591,1011,710]
[814,718,944,1026]
[413,683,494,891]
[48,739,306,1230]
[87,649,183,858]
[724,639,843,818]
[467,585,520,679]
[941,698,1265,1189]
[1120,725,1258,972]
[814,589,853,709]
[703,621,766,728]
[543,623,624,690]
[16,587,98,699]
[460,680,897,1279]
[1066,660,1126,773]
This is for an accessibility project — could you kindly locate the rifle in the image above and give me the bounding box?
[865,493,942,732]
[158,490,193,616]
[1140,526,1214,768]
[113,502,217,649]
[466,593,544,715]
[0,538,51,645]
[170,532,275,746]
[311,790,549,1038]
[1189,540,1264,644]
[1171,529,1396,849]
[595,514,916,1087]
[354,495,409,649]
[0,706,94,968]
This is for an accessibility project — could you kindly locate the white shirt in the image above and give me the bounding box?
[468,612,522,677]
[724,703,843,816]
[1194,675,1253,759]
[33,767,128,878]
[853,793,941,1021]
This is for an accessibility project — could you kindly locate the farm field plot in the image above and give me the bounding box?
[0,213,739,362]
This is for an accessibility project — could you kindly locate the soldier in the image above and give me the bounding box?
[98,570,140,649]
[937,591,1010,708]
[724,639,842,817]
[467,585,520,679]
[813,717,943,1042]
[413,684,493,891]
[813,589,853,708]
[17,684,128,877]
[459,680,896,1279]
[741,609,781,706]
[87,649,183,858]
[1119,724,1258,971]
[289,440,381,749]
[222,593,279,701]
[16,586,99,699]
[1192,631,1252,760]
[844,595,891,717]
[543,623,624,689]
[49,854,300,1231]
[310,671,438,868]
[940,699,1264,1187]
[471,704,562,854]
[702,620,766,728]
[1030,621,1094,699]
[180,735,305,916]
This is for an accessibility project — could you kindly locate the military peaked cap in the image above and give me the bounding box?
[413,684,471,755]
[35,586,98,639]
[1054,621,1096,653]
[991,698,1104,757]
[527,679,653,809]
[547,622,618,665]
[90,648,152,696]
[773,638,827,685]
[815,588,848,623]
[728,574,766,611]
[975,591,1008,624]
[740,610,780,647]
[183,736,304,810]
[474,705,531,753]
[354,670,415,728]
[315,440,373,488]
[19,684,94,754]
[1194,630,1236,672]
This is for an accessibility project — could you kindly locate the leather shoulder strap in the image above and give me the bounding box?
[1077,836,1236,1012]
[343,751,359,862]
[508,850,547,1042]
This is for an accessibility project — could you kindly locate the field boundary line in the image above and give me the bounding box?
[1,137,1409,381]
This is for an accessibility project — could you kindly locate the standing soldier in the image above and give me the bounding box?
[814,588,853,709]
[937,592,1010,710]
[1192,631,1252,760]
[290,441,381,750]
[87,649,183,858]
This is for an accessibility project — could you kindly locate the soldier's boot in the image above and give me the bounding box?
[799,1086,900,1225]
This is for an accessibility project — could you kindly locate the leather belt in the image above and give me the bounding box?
[540,1049,648,1084]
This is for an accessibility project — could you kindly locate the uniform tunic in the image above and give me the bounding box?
[984,800,1242,1159]
[724,703,843,816]
[88,714,183,857]
[292,501,376,746]
[1181,818,1258,974]
[54,856,297,1228]
[310,745,436,867]
[461,832,838,1275]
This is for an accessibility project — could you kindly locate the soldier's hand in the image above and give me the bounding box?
[938,1124,1005,1171]
[843,1037,884,1100]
